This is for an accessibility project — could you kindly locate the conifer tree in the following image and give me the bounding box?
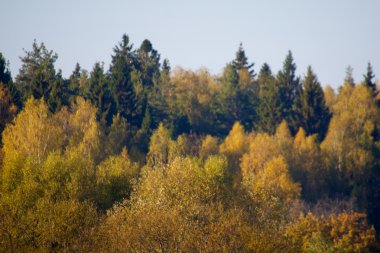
[109,34,138,126]
[277,51,301,133]
[85,62,115,126]
[363,62,376,94]
[0,52,21,108]
[47,70,69,112]
[232,43,255,77]
[68,63,81,103]
[16,41,58,102]
[257,63,282,134]
[344,65,355,86]
[297,66,330,140]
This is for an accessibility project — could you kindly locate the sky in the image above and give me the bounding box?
[1,0,379,88]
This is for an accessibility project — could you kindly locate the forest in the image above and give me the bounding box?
[0,34,379,252]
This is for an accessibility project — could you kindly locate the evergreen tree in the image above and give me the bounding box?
[132,39,161,127]
[232,43,255,77]
[109,34,138,126]
[68,63,81,103]
[0,52,21,107]
[47,70,69,112]
[16,40,58,102]
[257,63,282,134]
[135,39,161,88]
[363,62,376,94]
[344,65,355,86]
[162,58,171,77]
[297,66,330,140]
[277,50,301,133]
[214,63,240,134]
[85,62,115,125]
[0,53,11,84]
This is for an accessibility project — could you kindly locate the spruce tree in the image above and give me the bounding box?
[0,52,21,107]
[297,66,330,140]
[344,65,355,86]
[257,63,282,134]
[135,39,161,88]
[85,62,115,126]
[47,70,69,112]
[276,50,301,133]
[109,34,138,126]
[232,43,255,77]
[68,63,81,103]
[363,62,376,94]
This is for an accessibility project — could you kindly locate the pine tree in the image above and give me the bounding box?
[363,62,376,94]
[297,66,330,140]
[16,40,58,101]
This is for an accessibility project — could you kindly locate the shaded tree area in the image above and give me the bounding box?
[0,35,379,252]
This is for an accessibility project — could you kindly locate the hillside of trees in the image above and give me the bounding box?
[0,34,379,252]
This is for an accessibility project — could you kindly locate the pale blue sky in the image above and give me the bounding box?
[1,0,379,88]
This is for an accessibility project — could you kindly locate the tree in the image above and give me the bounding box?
[324,85,336,110]
[16,40,58,102]
[68,63,81,104]
[0,84,18,140]
[232,43,255,77]
[84,62,115,126]
[109,34,139,126]
[2,98,64,167]
[286,212,375,252]
[344,65,355,86]
[47,69,69,112]
[257,63,282,134]
[219,122,248,175]
[296,66,331,140]
[277,50,301,133]
[146,123,172,167]
[363,62,376,94]
[321,85,379,197]
[0,52,20,108]
[199,135,219,160]
[95,148,139,210]
[134,39,161,89]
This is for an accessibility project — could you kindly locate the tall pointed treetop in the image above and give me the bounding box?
[232,43,255,77]
[363,62,376,93]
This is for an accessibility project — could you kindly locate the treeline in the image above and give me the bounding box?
[0,34,379,252]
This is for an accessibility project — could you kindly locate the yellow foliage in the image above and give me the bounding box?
[286,211,375,252]
[147,123,172,167]
[199,135,219,160]
[2,98,64,165]
[248,156,301,203]
[240,133,279,177]
[220,122,248,171]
